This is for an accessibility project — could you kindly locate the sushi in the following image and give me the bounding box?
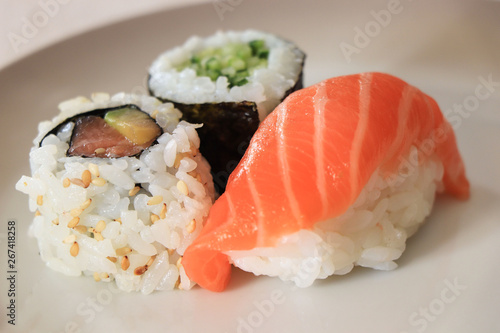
[16,93,215,293]
[182,72,470,292]
[148,30,305,192]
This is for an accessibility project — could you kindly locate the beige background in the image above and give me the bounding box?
[1,0,211,70]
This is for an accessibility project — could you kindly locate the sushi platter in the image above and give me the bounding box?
[0,1,499,332]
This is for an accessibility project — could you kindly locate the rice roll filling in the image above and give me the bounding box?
[59,106,162,158]
[176,39,270,87]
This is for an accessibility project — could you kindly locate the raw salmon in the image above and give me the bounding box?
[182,72,470,292]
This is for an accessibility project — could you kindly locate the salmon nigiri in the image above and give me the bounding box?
[182,72,470,292]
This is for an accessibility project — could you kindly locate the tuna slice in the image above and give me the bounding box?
[67,112,161,158]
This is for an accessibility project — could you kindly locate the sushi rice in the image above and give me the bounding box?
[226,147,444,287]
[16,93,215,294]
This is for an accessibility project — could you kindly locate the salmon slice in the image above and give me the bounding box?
[182,72,470,292]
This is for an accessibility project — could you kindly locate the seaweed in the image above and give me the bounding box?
[173,101,260,194]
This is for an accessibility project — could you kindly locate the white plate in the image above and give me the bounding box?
[1,1,500,332]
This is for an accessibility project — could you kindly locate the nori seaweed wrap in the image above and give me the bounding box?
[148,30,305,192]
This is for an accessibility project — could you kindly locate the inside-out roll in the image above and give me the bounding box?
[148,30,305,192]
[16,93,215,294]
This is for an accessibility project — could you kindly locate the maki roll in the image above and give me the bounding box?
[16,93,215,293]
[148,30,305,192]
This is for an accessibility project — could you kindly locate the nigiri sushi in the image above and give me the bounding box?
[182,72,470,292]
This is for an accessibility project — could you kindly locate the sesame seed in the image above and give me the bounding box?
[151,110,159,119]
[94,148,106,155]
[52,218,59,225]
[70,178,85,187]
[80,198,92,210]
[147,195,163,206]
[35,210,41,217]
[176,180,189,196]
[176,257,182,269]
[150,214,160,224]
[128,186,140,197]
[67,216,80,228]
[116,247,132,256]
[74,225,87,234]
[173,154,183,169]
[63,234,76,244]
[196,174,202,183]
[175,278,181,290]
[134,265,148,276]
[114,218,122,224]
[87,227,96,233]
[186,219,196,233]
[70,242,79,257]
[100,272,109,279]
[93,272,101,282]
[121,256,130,271]
[95,220,106,233]
[63,178,71,188]
[91,177,106,186]
[94,232,104,241]
[160,203,167,219]
[70,208,83,217]
[88,163,99,177]
[146,255,156,267]
[167,248,175,255]
[82,170,91,188]
[36,195,43,206]
[107,256,117,263]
